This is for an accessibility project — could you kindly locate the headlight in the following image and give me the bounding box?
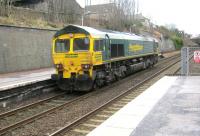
[55,64,63,71]
[81,64,91,69]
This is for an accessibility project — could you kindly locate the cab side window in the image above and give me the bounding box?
[94,40,105,51]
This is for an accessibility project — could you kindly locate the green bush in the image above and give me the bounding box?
[171,36,183,50]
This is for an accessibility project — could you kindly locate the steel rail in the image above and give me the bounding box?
[0,55,180,135]
[0,82,56,102]
[0,92,66,119]
[49,58,181,136]
[0,90,98,135]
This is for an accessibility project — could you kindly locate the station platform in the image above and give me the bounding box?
[87,76,200,136]
[0,68,55,91]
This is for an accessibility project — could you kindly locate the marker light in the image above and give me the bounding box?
[55,64,63,71]
[81,64,91,69]
[69,33,73,38]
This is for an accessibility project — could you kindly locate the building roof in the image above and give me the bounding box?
[54,25,155,42]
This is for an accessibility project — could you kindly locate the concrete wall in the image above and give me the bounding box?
[0,25,177,74]
[0,25,56,73]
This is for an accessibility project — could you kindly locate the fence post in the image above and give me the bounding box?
[187,47,190,76]
[181,47,188,75]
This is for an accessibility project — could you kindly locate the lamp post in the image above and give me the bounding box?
[81,11,96,26]
[130,24,136,33]
[81,15,84,26]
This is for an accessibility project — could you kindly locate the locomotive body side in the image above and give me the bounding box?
[51,25,159,91]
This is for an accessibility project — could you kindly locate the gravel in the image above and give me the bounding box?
[2,55,180,136]
[0,90,61,114]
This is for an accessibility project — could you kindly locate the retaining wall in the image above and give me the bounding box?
[160,37,176,52]
[0,25,56,73]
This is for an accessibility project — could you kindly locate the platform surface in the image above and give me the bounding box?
[0,68,55,91]
[87,76,200,136]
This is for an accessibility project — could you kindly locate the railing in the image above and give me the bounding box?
[181,47,200,75]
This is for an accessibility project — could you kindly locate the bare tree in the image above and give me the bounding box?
[0,0,13,16]
[47,0,81,24]
[47,0,54,22]
[106,0,137,31]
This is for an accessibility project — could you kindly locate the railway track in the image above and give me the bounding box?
[49,58,181,136]
[0,92,83,135]
[0,55,180,136]
[0,79,56,107]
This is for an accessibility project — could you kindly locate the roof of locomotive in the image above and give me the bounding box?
[54,25,154,42]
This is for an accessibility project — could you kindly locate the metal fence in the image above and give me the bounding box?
[181,47,200,75]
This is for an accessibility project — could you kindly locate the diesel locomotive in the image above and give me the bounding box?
[51,25,159,91]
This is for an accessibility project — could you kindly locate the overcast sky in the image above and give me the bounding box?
[76,0,200,36]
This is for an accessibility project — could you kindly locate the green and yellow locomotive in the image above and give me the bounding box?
[51,25,159,91]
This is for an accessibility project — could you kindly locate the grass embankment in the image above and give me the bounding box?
[0,16,61,29]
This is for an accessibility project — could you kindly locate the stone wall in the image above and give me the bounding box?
[160,37,176,52]
[0,25,56,73]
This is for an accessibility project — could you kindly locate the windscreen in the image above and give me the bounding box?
[73,38,89,51]
[55,39,70,53]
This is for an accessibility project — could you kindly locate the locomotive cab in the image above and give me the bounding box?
[52,33,96,91]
